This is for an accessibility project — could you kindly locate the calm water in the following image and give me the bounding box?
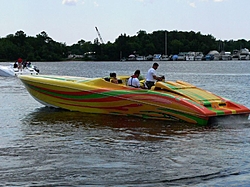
[1,60,250,186]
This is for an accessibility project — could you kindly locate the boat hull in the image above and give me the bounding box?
[0,66,15,77]
[0,65,39,77]
[19,75,250,126]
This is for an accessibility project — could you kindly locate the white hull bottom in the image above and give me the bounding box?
[0,65,39,77]
[0,66,15,77]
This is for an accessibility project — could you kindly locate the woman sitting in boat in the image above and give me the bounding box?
[110,72,118,84]
[127,70,142,88]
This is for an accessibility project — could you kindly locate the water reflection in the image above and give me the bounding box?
[22,107,210,140]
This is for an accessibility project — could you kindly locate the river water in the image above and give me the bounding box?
[1,60,250,186]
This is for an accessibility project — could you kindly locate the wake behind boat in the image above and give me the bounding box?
[19,74,250,126]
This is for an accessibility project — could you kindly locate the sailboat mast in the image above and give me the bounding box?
[165,31,168,55]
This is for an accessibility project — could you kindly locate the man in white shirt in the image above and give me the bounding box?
[145,62,163,89]
[127,70,141,88]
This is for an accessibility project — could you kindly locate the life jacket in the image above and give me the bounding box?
[128,75,138,88]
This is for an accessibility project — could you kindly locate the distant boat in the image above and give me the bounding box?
[172,54,178,61]
[127,54,136,61]
[177,53,186,61]
[220,51,232,61]
[145,55,153,61]
[239,48,250,60]
[160,55,169,61]
[0,65,15,77]
[136,56,146,61]
[232,50,239,60]
[186,52,195,61]
[206,50,220,61]
[152,54,161,61]
[231,48,250,60]
[152,54,169,61]
[194,52,204,61]
[0,63,39,77]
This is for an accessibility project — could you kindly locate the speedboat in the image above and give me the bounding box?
[0,63,39,77]
[18,74,250,126]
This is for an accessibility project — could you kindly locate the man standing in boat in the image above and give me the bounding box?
[17,58,23,71]
[145,62,163,89]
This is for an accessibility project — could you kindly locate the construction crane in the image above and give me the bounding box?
[95,27,104,44]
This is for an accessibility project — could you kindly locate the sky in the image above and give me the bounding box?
[1,0,250,46]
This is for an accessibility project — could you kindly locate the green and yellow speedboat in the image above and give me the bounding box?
[19,74,250,126]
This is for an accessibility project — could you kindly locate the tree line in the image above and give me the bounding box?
[0,30,250,62]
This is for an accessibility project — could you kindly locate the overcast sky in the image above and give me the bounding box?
[1,0,249,45]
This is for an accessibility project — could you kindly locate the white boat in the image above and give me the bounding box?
[160,55,169,61]
[153,54,169,61]
[153,54,161,61]
[0,63,39,77]
[239,48,250,60]
[220,51,232,61]
[135,56,146,61]
[231,48,250,60]
[0,65,15,77]
[177,52,186,61]
[232,50,239,60]
[186,52,195,61]
[194,52,204,61]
